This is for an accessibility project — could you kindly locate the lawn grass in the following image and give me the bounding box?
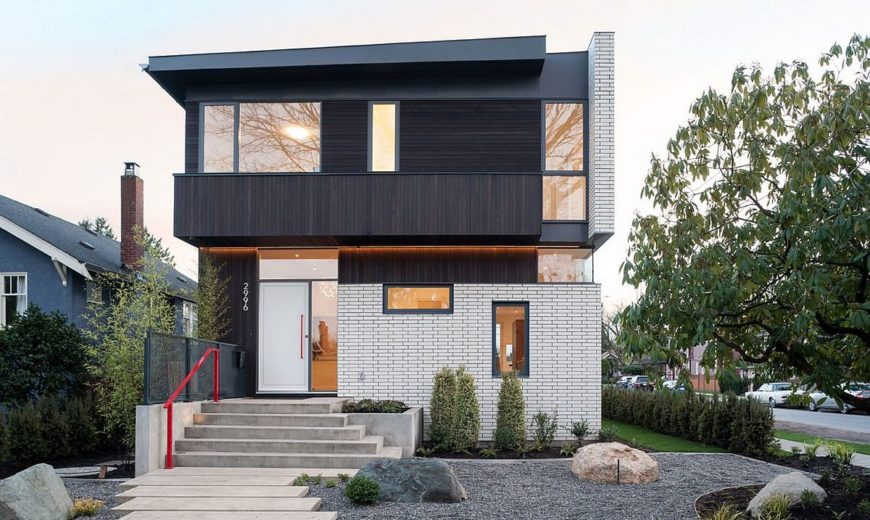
[775,429,870,455]
[601,419,726,453]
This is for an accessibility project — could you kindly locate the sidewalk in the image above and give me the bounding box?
[777,438,870,469]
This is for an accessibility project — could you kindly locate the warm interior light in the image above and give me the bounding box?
[284,125,311,140]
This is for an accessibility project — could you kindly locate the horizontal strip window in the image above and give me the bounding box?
[383,284,453,314]
[538,248,593,283]
[492,302,529,378]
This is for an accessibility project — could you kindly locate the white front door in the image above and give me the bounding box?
[258,282,309,393]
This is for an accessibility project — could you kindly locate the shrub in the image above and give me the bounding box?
[492,371,525,450]
[450,367,480,452]
[68,498,104,518]
[338,473,350,483]
[292,473,310,486]
[0,305,89,406]
[479,447,498,458]
[756,494,793,520]
[342,399,408,414]
[818,468,831,486]
[531,411,558,450]
[566,419,590,443]
[824,441,854,470]
[598,425,618,442]
[702,504,743,520]
[716,369,750,395]
[858,499,870,517]
[36,397,70,459]
[559,443,577,457]
[798,489,819,509]
[429,367,457,449]
[5,401,48,469]
[65,396,99,454]
[325,480,337,489]
[344,476,380,505]
[843,475,863,498]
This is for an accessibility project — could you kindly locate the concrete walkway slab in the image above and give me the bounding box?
[122,513,336,520]
[147,467,357,477]
[113,496,322,512]
[119,474,296,491]
[116,485,309,503]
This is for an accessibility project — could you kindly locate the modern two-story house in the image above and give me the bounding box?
[145,33,614,440]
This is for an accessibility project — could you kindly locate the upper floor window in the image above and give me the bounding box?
[544,102,584,171]
[1,273,27,327]
[370,102,398,172]
[542,175,586,220]
[182,300,198,337]
[201,102,322,173]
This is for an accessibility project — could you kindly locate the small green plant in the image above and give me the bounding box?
[325,480,337,488]
[702,503,743,520]
[415,446,434,457]
[292,473,311,486]
[756,494,793,520]
[627,437,643,450]
[514,444,531,458]
[857,499,870,517]
[312,474,323,485]
[824,441,854,470]
[344,476,380,505]
[598,425,618,442]
[531,411,558,450]
[789,445,802,456]
[800,439,822,463]
[566,419,590,443]
[798,490,819,509]
[478,447,498,459]
[818,468,832,486]
[492,371,526,450]
[338,473,350,483]
[559,443,578,457]
[67,498,104,519]
[843,475,863,498]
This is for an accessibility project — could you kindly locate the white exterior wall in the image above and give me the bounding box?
[588,32,615,241]
[337,283,601,441]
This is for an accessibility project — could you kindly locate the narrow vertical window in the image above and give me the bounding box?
[202,105,236,172]
[545,102,584,171]
[492,302,529,377]
[370,102,397,172]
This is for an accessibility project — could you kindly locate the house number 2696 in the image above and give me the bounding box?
[242,282,249,311]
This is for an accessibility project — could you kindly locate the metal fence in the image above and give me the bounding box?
[144,331,246,405]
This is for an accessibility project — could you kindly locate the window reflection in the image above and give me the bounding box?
[545,103,584,171]
[239,102,321,172]
[202,105,235,172]
[311,281,338,392]
[371,103,397,172]
[537,248,592,283]
[493,304,528,376]
[542,176,586,220]
[385,286,452,313]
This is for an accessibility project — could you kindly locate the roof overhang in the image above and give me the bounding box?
[0,215,92,281]
[145,36,547,105]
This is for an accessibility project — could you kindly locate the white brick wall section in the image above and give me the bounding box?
[588,32,615,240]
[337,284,602,442]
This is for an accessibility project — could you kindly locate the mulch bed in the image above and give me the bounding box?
[695,456,870,519]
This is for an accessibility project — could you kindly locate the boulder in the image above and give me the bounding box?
[747,472,825,518]
[356,458,468,503]
[0,463,73,520]
[571,442,659,484]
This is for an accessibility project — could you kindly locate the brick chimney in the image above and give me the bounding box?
[120,162,144,269]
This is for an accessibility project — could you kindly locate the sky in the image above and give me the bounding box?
[1,0,867,312]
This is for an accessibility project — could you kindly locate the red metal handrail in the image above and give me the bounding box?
[163,346,220,469]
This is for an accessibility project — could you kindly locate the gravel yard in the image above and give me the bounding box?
[64,479,122,519]
[308,453,799,520]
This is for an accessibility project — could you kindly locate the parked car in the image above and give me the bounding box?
[806,382,869,414]
[662,379,678,389]
[615,376,631,389]
[626,375,652,391]
[745,382,801,408]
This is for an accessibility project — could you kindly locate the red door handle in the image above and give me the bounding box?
[300,314,304,359]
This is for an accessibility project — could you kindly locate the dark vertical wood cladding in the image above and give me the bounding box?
[184,102,199,173]
[399,100,541,172]
[201,248,257,396]
[321,101,368,172]
[339,247,537,283]
[175,173,541,244]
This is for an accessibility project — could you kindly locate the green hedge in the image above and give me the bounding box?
[601,387,774,457]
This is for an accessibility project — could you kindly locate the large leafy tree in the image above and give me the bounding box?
[619,36,870,410]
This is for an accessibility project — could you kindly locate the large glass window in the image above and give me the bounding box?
[492,302,529,377]
[545,102,584,171]
[202,105,236,173]
[239,102,321,172]
[370,102,397,172]
[542,176,586,220]
[1,273,27,327]
[538,248,593,283]
[311,281,338,391]
[384,285,453,314]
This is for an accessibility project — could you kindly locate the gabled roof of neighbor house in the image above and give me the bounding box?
[0,193,196,298]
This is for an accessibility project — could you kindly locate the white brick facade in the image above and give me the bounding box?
[588,32,615,241]
[337,283,602,441]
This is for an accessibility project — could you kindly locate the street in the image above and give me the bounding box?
[773,407,870,441]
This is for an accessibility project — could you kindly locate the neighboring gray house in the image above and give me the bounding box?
[0,164,197,333]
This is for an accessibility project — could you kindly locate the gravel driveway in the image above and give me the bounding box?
[62,453,795,519]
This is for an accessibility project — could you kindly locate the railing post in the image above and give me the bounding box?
[213,347,220,403]
[143,331,152,405]
[165,402,174,469]
[184,337,191,403]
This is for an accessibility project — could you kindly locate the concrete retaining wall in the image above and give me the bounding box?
[135,401,202,476]
[346,407,423,457]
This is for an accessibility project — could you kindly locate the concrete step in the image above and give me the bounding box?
[175,436,384,455]
[116,485,309,504]
[113,496,322,513]
[194,413,348,428]
[201,399,346,415]
[185,424,366,441]
[143,467,358,478]
[121,513,336,520]
[119,475,297,491]
[173,446,403,469]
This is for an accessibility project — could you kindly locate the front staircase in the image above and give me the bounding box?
[174,397,402,469]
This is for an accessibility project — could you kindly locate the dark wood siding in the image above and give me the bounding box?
[399,100,541,172]
[185,102,199,173]
[321,101,368,172]
[175,173,541,246]
[339,247,536,283]
[202,248,257,396]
